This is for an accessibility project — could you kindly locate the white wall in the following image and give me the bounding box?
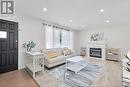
[0,15,45,69]
[78,25,130,59]
[73,31,79,51]
[18,16,46,69]
[0,15,78,69]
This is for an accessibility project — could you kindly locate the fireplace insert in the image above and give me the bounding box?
[90,48,102,58]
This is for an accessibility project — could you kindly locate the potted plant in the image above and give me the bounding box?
[23,41,36,52]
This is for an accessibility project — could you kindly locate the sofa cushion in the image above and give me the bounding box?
[47,51,58,59]
[47,55,67,64]
[62,48,71,55]
[45,48,65,56]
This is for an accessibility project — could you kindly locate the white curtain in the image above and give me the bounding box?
[69,31,74,50]
[45,25,53,49]
[45,24,74,49]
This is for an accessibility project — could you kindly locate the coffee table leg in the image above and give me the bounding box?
[66,61,67,68]
[64,61,68,81]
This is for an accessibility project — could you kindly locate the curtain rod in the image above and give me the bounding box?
[43,23,70,31]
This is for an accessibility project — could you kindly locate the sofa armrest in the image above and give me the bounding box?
[71,50,76,55]
[43,53,49,60]
[66,50,77,58]
[43,53,50,65]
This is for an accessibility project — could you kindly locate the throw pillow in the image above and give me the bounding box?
[47,51,58,59]
[63,48,71,56]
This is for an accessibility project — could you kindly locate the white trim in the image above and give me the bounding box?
[87,43,106,60]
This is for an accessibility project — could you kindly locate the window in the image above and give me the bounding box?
[61,30,69,47]
[53,28,61,48]
[0,31,7,39]
[45,25,73,49]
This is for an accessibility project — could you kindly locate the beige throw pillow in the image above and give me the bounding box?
[63,48,71,56]
[47,51,58,59]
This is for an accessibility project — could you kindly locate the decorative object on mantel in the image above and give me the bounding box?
[90,32,104,42]
[23,41,36,52]
[106,48,120,61]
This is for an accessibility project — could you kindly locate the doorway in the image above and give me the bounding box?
[0,19,18,73]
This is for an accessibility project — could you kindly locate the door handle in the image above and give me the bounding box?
[15,40,18,49]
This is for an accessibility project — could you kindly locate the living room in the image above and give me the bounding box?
[0,0,130,87]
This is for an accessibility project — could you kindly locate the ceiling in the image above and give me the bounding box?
[16,0,130,30]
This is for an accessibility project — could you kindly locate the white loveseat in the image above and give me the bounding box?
[43,48,76,68]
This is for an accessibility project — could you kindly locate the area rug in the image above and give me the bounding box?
[46,63,102,87]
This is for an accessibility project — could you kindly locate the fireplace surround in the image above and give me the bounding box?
[87,43,106,60]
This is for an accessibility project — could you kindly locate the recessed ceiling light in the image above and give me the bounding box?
[106,20,110,23]
[100,9,104,13]
[69,20,72,22]
[43,8,48,12]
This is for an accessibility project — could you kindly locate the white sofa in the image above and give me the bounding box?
[43,48,76,68]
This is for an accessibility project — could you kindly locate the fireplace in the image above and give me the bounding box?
[87,43,106,60]
[90,48,102,58]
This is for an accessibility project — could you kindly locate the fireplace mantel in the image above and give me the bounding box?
[87,43,106,60]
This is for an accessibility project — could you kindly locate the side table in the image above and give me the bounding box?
[25,51,44,78]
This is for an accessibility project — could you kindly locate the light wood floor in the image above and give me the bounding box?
[86,57,123,87]
[0,57,122,87]
[0,69,38,87]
